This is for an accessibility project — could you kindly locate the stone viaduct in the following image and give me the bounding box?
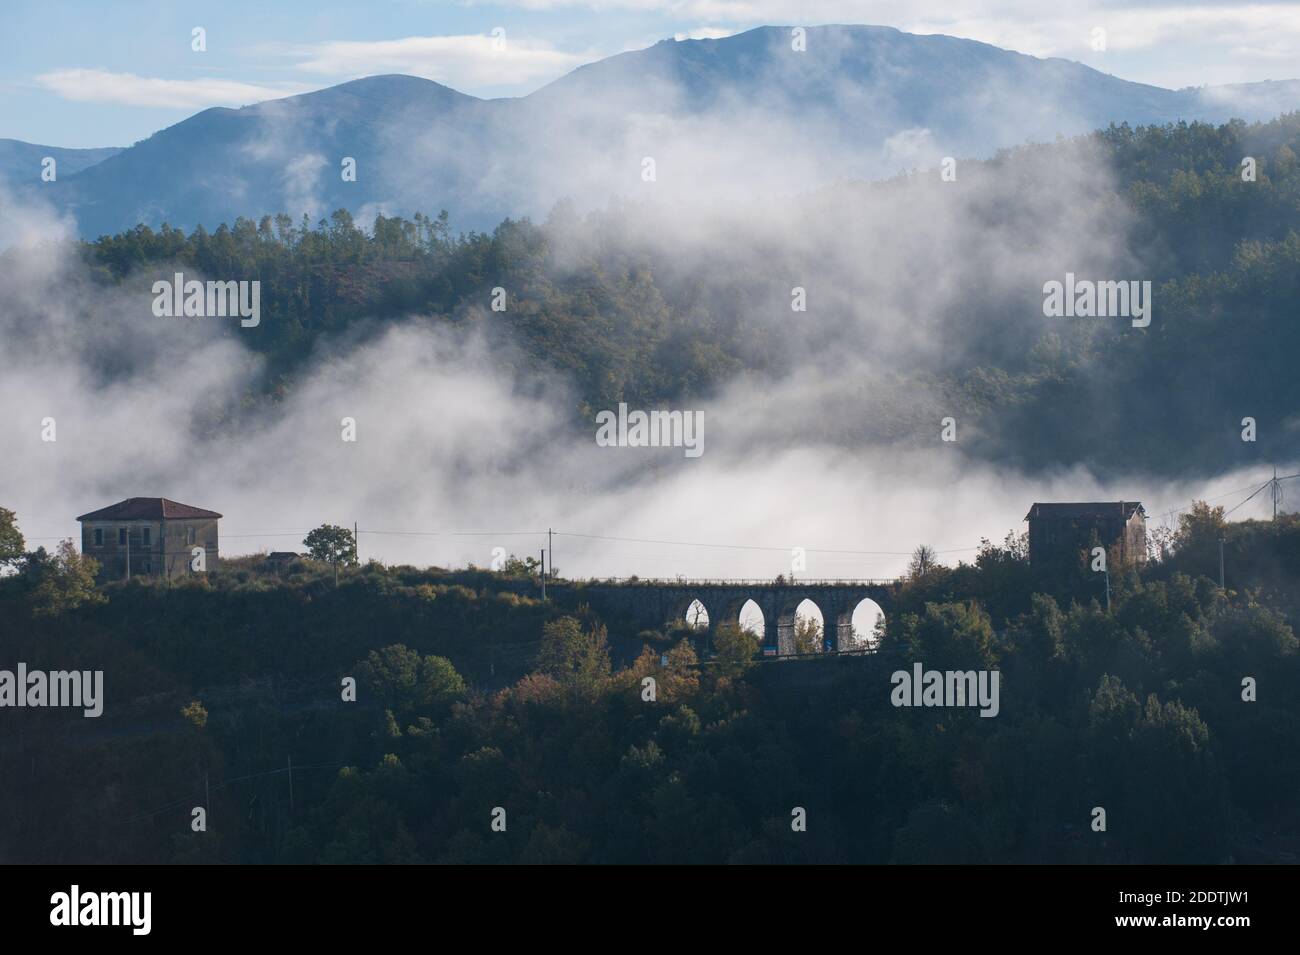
[551,579,900,656]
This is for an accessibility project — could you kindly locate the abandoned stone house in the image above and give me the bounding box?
[1024,501,1148,570]
[76,497,222,581]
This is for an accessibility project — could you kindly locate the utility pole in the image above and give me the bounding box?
[548,528,554,582]
[540,549,547,600]
[354,522,359,563]
[1273,466,1280,522]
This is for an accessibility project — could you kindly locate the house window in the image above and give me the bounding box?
[187,526,196,546]
[118,528,127,546]
[142,527,151,547]
[93,528,103,547]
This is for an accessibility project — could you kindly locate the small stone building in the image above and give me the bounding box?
[1025,501,1147,569]
[77,497,221,581]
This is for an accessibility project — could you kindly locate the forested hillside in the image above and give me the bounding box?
[67,113,1300,477]
[1,504,1297,863]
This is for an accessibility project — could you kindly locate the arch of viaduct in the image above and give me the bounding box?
[559,581,900,655]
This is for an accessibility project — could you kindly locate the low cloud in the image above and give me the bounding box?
[33,69,307,109]
[287,34,592,89]
[0,153,1289,583]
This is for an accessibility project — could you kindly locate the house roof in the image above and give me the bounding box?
[1024,501,1144,522]
[76,498,223,521]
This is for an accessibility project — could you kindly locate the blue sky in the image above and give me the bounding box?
[2,0,1299,147]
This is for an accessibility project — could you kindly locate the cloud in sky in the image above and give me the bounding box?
[34,69,308,109]
[284,33,593,89]
[486,1,1300,86]
[671,27,735,42]
[23,3,1300,120]
[906,3,1300,56]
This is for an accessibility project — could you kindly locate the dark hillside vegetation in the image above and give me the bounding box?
[1,505,1297,863]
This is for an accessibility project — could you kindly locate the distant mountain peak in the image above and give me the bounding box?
[7,25,1299,239]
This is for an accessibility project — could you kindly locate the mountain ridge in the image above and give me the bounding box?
[4,24,1299,238]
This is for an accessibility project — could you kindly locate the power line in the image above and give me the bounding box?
[1151,481,1269,521]
[1154,470,1300,522]
[22,470,1300,567]
[1225,480,1277,517]
[1222,471,1300,518]
[356,529,547,538]
[554,530,977,555]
